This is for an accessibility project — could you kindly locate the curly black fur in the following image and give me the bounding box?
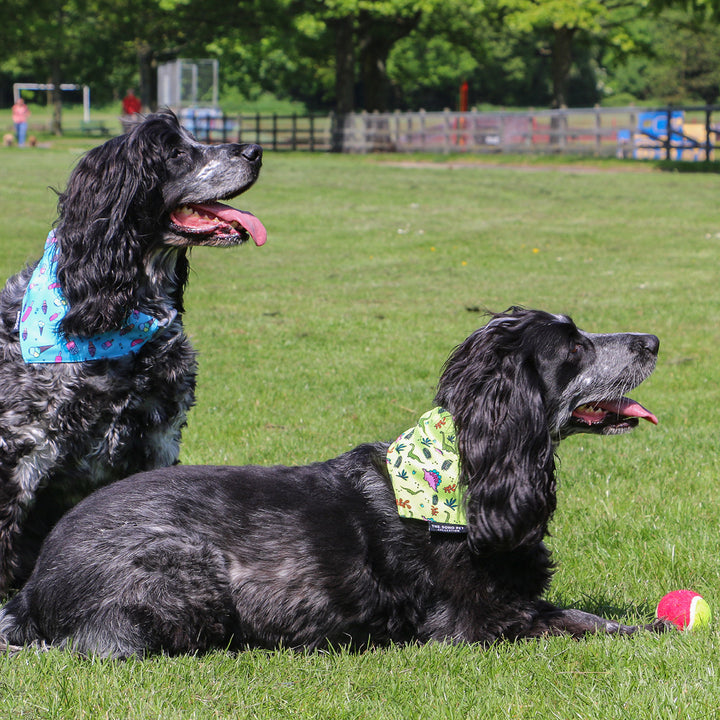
[0,111,264,593]
[0,308,666,657]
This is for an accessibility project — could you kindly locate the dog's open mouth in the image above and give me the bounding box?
[169,202,267,247]
[570,397,658,434]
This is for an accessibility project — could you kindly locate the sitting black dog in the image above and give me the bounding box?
[0,110,265,594]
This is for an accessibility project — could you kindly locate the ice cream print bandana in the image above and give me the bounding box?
[19,231,173,364]
[386,407,467,532]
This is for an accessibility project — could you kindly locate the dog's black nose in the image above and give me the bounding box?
[639,334,660,355]
[240,144,263,164]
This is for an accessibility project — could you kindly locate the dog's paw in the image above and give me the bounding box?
[645,618,674,633]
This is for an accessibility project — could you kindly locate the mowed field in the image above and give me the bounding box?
[1,141,720,718]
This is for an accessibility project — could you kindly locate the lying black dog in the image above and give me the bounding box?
[0,308,665,657]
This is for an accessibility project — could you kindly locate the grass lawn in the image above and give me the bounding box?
[1,139,720,717]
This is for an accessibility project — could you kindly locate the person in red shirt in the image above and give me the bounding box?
[122,89,141,116]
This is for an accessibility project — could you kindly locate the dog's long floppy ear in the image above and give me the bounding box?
[54,116,177,337]
[435,311,557,554]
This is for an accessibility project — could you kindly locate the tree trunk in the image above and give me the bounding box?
[137,42,157,112]
[359,34,392,112]
[549,25,575,148]
[331,16,355,152]
[357,12,420,112]
[50,8,64,135]
[550,26,575,109]
[50,62,63,136]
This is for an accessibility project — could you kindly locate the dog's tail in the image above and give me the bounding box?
[0,592,44,650]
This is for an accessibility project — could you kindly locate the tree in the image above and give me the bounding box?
[0,0,264,129]
[387,0,546,109]
[0,0,74,133]
[285,0,440,114]
[604,8,720,103]
[499,0,649,108]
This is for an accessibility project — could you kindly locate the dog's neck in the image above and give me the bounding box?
[386,407,467,533]
[144,245,188,313]
[17,230,175,364]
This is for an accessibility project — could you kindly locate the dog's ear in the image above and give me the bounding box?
[435,317,557,554]
[54,125,167,337]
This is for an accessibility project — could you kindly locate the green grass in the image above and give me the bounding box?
[2,146,720,717]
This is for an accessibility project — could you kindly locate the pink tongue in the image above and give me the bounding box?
[192,202,267,246]
[597,398,658,425]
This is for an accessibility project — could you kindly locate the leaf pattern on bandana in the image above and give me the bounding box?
[386,407,467,527]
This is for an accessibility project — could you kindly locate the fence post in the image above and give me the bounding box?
[255,113,261,145]
[665,105,672,161]
[527,110,534,150]
[330,111,342,152]
[705,105,712,162]
[237,114,243,144]
[443,108,451,154]
[594,104,601,154]
[309,114,315,152]
[291,113,297,151]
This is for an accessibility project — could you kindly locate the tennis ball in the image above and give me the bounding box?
[656,590,711,631]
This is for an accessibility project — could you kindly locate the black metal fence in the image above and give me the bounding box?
[181,111,332,151]
[628,105,719,161]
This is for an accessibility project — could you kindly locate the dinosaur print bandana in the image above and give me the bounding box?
[18,230,173,364]
[386,407,467,532]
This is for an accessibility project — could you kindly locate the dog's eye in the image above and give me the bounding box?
[169,148,185,159]
[569,343,583,355]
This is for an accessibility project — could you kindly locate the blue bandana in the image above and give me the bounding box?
[386,407,467,533]
[19,231,174,364]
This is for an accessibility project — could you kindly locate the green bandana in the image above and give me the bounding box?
[386,407,467,532]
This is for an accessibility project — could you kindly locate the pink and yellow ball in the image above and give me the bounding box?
[656,590,711,631]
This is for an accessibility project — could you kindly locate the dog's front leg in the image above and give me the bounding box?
[520,601,670,639]
[0,471,31,596]
[0,435,59,595]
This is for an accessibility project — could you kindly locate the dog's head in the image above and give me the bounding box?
[156,114,266,250]
[54,110,266,337]
[434,307,659,553]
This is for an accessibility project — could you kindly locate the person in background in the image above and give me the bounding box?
[122,89,142,117]
[11,97,30,147]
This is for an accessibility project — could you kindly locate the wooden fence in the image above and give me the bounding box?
[180,105,720,159]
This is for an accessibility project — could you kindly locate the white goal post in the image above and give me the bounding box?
[13,82,91,122]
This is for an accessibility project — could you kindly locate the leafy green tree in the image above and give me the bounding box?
[278,0,443,113]
[0,0,264,129]
[0,0,73,132]
[604,7,720,103]
[498,0,651,108]
[387,1,551,109]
